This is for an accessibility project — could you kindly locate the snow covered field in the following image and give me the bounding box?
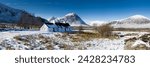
[0,31,52,42]
[0,31,149,50]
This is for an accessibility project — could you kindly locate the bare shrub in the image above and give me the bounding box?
[71,32,101,42]
[14,35,29,42]
[95,24,113,38]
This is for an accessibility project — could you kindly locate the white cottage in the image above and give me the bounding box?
[40,23,72,32]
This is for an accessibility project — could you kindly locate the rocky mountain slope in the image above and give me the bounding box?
[49,13,87,26]
[0,3,48,28]
[110,15,150,28]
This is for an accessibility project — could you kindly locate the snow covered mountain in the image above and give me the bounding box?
[49,13,88,26]
[0,3,48,28]
[0,3,22,23]
[110,15,150,28]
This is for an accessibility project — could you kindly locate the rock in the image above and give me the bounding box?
[124,34,150,50]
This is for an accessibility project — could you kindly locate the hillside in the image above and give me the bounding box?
[110,15,150,28]
[49,13,88,26]
[0,3,48,29]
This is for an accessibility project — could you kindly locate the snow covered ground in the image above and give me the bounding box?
[0,31,149,50]
[84,38,124,50]
[0,31,52,42]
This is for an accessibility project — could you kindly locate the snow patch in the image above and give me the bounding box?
[132,40,150,48]
[129,15,149,20]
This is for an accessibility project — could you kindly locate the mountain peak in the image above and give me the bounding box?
[48,13,87,26]
[49,17,56,21]
[110,15,150,28]
[129,15,149,19]
[65,13,77,16]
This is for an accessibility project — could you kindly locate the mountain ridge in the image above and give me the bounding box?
[110,15,150,28]
[49,13,88,26]
[0,3,48,28]
[0,3,22,23]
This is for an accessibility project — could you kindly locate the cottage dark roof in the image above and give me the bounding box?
[44,23,55,28]
[55,23,70,27]
[63,23,70,27]
[45,23,54,25]
[44,22,70,28]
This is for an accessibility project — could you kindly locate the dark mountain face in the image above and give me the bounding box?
[0,3,22,23]
[0,3,48,28]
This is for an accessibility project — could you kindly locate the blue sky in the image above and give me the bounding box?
[1,0,150,22]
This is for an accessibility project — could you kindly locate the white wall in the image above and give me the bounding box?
[40,24,49,32]
[40,24,72,32]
